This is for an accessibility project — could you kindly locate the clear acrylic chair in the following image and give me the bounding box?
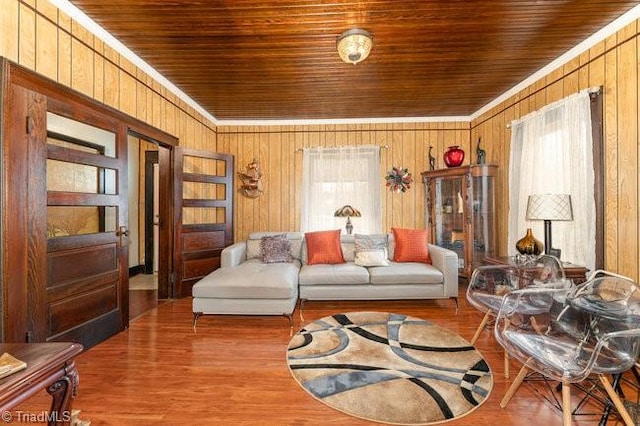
[495,270,640,425]
[466,254,569,377]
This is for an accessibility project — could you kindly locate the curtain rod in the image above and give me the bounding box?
[294,145,388,153]
[505,86,602,129]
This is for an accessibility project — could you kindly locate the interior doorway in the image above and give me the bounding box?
[127,134,172,316]
[144,150,159,275]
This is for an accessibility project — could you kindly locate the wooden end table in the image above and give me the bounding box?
[0,342,83,426]
[483,255,589,284]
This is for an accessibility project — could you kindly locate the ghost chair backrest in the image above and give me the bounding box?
[495,270,640,425]
[466,255,568,338]
[465,254,568,379]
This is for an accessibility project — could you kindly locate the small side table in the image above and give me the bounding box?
[483,255,589,284]
[0,342,83,426]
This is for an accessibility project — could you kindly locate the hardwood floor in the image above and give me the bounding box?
[13,284,637,425]
[129,289,167,320]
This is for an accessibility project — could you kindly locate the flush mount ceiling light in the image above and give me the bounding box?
[337,29,373,65]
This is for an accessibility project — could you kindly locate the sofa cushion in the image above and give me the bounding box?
[369,262,443,285]
[392,227,432,264]
[299,262,369,285]
[354,233,389,266]
[246,239,262,260]
[192,259,300,299]
[261,234,293,263]
[305,229,345,265]
[354,233,388,251]
[341,234,356,262]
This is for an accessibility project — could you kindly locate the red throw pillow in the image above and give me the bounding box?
[305,230,345,265]
[392,227,432,264]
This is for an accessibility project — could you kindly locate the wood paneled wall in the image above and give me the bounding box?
[471,20,640,281]
[0,0,216,152]
[5,0,640,282]
[222,17,640,283]
[218,123,470,241]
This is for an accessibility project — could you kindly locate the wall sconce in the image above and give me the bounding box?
[334,205,361,234]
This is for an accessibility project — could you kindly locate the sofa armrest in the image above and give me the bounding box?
[221,242,247,268]
[428,244,459,297]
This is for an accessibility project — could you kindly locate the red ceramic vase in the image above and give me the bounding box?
[444,145,465,167]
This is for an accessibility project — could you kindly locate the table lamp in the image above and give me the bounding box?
[334,205,361,234]
[525,194,573,255]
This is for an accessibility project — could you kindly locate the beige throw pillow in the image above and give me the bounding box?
[354,249,389,267]
[354,234,389,267]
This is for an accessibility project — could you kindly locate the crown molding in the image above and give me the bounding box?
[215,116,469,126]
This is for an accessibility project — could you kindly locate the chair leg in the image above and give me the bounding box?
[470,312,491,345]
[192,312,203,330]
[500,364,529,408]
[504,352,510,379]
[299,298,306,322]
[598,374,636,426]
[561,382,572,425]
[283,312,293,327]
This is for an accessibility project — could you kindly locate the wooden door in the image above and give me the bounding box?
[1,59,179,348]
[173,148,234,298]
[2,81,128,348]
[40,98,128,348]
[2,84,48,343]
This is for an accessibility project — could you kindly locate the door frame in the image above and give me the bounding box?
[144,150,159,275]
[127,131,175,300]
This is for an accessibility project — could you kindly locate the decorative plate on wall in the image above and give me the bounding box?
[385,166,413,193]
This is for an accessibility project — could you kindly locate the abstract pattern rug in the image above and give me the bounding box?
[287,312,493,425]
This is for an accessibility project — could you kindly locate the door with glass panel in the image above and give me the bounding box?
[43,100,128,348]
[174,148,234,298]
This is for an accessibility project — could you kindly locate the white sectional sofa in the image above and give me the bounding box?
[192,230,459,327]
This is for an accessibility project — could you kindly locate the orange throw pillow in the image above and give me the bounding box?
[392,227,432,264]
[305,230,345,265]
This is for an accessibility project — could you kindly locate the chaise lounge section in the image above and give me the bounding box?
[192,232,303,327]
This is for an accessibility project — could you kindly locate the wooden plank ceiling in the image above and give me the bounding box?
[69,0,640,121]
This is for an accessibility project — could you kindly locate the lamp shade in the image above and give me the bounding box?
[334,205,361,218]
[526,194,573,221]
[337,29,372,65]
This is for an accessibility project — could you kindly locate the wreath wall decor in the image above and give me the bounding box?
[385,166,413,193]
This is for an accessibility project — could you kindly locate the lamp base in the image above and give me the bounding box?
[544,220,552,255]
[549,247,562,260]
[345,217,353,235]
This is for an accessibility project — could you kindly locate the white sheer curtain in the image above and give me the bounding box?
[301,145,382,234]
[508,88,596,270]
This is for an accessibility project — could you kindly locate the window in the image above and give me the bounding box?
[509,88,597,270]
[301,146,382,234]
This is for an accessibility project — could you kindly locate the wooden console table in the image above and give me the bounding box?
[0,342,83,425]
[484,255,589,284]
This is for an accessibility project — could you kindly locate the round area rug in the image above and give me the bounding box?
[286,311,493,425]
